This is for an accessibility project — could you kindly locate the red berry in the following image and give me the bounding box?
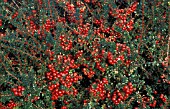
[160,94,164,99]
[162,97,166,102]
[61,106,67,109]
[18,86,22,89]
[129,88,133,93]
[14,91,18,96]
[127,89,132,94]
[48,64,53,69]
[119,95,123,100]
[0,19,2,26]
[128,82,132,87]
[112,97,116,102]
[48,86,53,91]
[123,85,129,91]
[18,92,22,96]
[154,90,158,94]
[117,92,122,97]
[21,87,25,91]
[107,92,111,98]
[117,98,121,102]
[11,88,17,92]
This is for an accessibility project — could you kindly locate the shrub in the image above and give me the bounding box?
[0,0,169,109]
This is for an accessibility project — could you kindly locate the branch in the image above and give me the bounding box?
[1,43,40,61]
[167,4,170,68]
[138,0,145,54]
[1,62,22,83]
[12,0,19,8]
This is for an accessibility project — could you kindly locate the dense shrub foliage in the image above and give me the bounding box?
[0,0,169,109]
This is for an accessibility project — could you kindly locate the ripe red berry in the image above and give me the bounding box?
[11,88,17,92]
[162,97,166,102]
[18,92,22,96]
[48,64,53,69]
[14,91,18,96]
[160,94,164,99]
[21,87,25,91]
[61,106,67,109]
[117,92,122,97]
[123,85,129,91]
[128,82,132,87]
[0,19,2,26]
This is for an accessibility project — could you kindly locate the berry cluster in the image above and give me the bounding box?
[107,51,125,65]
[65,2,76,15]
[89,78,108,100]
[48,79,79,101]
[107,51,117,65]
[31,96,40,103]
[0,102,6,109]
[93,20,122,40]
[149,100,157,108]
[0,101,17,109]
[45,64,59,81]
[59,35,73,51]
[12,12,18,19]
[116,43,131,55]
[29,20,37,35]
[6,100,17,109]
[160,94,167,103]
[126,2,138,15]
[61,72,81,88]
[75,50,83,59]
[110,2,138,32]
[77,23,90,37]
[38,0,43,5]
[122,82,134,97]
[46,49,55,61]
[58,17,66,23]
[49,83,65,100]
[46,64,81,85]
[45,62,82,103]
[82,67,95,78]
[44,19,55,32]
[95,62,106,73]
[11,86,25,96]
[141,96,150,108]
[112,82,134,105]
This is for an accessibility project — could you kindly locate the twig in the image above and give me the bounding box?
[17,67,22,76]
[84,3,93,16]
[1,52,16,72]
[138,0,145,54]
[127,97,135,107]
[48,0,53,18]
[1,62,22,83]
[143,42,154,58]
[1,39,45,64]
[167,4,170,67]
[15,28,41,48]
[0,74,18,86]
[1,14,42,50]
[6,81,18,86]
[32,103,44,109]
[140,65,152,79]
[1,43,40,61]
[0,94,12,97]
[16,54,23,75]
[12,0,19,8]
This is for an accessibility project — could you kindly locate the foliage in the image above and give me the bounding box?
[0,0,169,109]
